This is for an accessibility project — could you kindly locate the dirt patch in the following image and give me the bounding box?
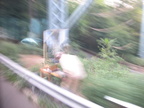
[19,55,44,69]
[120,61,144,73]
[19,54,144,73]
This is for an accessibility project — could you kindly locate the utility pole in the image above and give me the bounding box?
[47,0,93,29]
[48,0,67,29]
[139,0,144,58]
[43,0,93,62]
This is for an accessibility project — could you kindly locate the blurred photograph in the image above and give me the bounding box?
[0,0,144,108]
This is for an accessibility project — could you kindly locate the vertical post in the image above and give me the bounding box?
[64,0,93,29]
[60,0,67,28]
[48,0,67,29]
[43,41,46,65]
[48,0,52,29]
[139,1,144,58]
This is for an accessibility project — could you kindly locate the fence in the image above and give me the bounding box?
[0,53,103,108]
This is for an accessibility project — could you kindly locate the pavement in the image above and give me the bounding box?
[0,77,39,108]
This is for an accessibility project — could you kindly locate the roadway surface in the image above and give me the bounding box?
[0,76,39,108]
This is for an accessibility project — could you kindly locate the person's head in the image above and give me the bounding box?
[62,43,70,53]
[54,52,64,60]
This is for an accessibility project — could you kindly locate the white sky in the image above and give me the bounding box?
[104,0,121,6]
[68,0,134,8]
[104,0,133,8]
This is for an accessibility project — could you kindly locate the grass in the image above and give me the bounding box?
[38,95,68,108]
[0,40,43,61]
[0,63,28,89]
[122,53,144,67]
[81,57,129,80]
[82,74,144,107]
[19,44,43,56]
[1,40,144,107]
[0,41,19,61]
[0,40,68,107]
[30,65,41,73]
[80,57,144,107]
[0,63,68,108]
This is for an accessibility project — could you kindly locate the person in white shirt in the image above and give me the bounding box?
[55,52,87,93]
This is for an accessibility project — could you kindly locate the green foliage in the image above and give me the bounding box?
[0,18,29,40]
[81,57,144,107]
[97,38,117,58]
[83,75,144,107]
[30,65,41,73]
[70,0,142,58]
[122,53,144,67]
[29,0,47,19]
[68,1,78,17]
[0,0,47,19]
[81,57,128,80]
[0,41,20,60]
[0,0,28,19]
[0,0,47,40]
[0,63,28,89]
[19,44,43,55]
[38,95,68,108]
[0,0,29,39]
[4,71,18,83]
[70,42,81,49]
[51,76,62,86]
[77,51,87,58]
[0,63,65,107]
[0,41,43,61]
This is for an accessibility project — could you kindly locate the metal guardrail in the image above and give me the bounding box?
[0,53,103,108]
[105,96,142,108]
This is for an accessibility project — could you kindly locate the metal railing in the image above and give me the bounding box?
[1,53,141,108]
[0,53,103,108]
[105,96,142,108]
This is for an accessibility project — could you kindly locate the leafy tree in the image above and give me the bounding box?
[70,0,142,56]
[0,0,28,19]
[28,0,47,19]
[0,0,47,40]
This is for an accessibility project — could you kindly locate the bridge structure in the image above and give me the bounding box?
[47,0,93,29]
[43,0,93,63]
[42,0,94,81]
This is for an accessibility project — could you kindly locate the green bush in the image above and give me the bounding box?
[0,41,43,58]
[0,18,29,40]
[0,41,20,60]
[81,57,128,80]
[97,38,117,59]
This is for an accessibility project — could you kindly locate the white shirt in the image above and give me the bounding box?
[59,54,87,79]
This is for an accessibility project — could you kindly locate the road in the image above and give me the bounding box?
[0,76,39,108]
